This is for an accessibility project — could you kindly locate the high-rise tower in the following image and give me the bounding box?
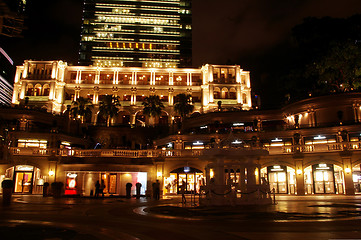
[79,0,192,68]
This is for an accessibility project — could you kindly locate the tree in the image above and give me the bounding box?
[173,93,194,121]
[142,95,164,126]
[70,97,93,124]
[98,95,121,127]
[310,41,361,92]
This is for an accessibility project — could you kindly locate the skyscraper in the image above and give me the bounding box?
[79,0,192,68]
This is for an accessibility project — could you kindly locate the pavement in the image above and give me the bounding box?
[0,194,361,240]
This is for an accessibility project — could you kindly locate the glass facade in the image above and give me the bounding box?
[79,0,192,68]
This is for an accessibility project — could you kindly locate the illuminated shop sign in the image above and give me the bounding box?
[269,165,286,172]
[233,123,244,126]
[231,139,242,144]
[67,173,77,178]
[15,165,34,171]
[314,135,326,140]
[315,164,330,170]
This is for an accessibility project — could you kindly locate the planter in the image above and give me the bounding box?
[51,182,64,198]
[43,182,50,197]
[1,179,14,205]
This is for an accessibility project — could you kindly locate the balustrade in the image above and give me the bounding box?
[10,141,361,158]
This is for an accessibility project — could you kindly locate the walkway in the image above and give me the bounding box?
[0,194,361,239]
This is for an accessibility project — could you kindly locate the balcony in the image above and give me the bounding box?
[9,141,361,159]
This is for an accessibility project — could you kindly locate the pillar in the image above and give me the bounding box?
[294,159,305,195]
[342,156,355,195]
[215,158,225,185]
[22,60,29,79]
[93,86,99,104]
[209,85,214,103]
[168,88,174,106]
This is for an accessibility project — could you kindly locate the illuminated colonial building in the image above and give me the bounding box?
[5,61,361,198]
[79,0,192,68]
[11,60,252,125]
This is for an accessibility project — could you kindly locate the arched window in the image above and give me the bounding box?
[34,84,42,96]
[242,93,247,104]
[213,87,220,99]
[221,87,228,99]
[229,88,237,99]
[26,84,34,96]
[42,84,50,96]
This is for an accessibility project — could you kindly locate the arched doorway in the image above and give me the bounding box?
[261,165,296,194]
[304,164,343,194]
[165,167,204,194]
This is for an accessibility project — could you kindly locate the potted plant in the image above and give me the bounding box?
[51,182,64,198]
[43,182,50,197]
[1,179,14,205]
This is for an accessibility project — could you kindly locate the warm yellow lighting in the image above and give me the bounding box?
[296,169,302,175]
[157,172,162,178]
[345,168,351,173]
[210,169,214,178]
[49,170,55,176]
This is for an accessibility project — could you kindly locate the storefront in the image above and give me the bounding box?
[304,164,344,194]
[164,167,204,194]
[5,165,45,194]
[262,165,296,194]
[353,170,361,193]
[72,171,147,196]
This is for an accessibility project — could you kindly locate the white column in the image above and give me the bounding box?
[169,72,174,85]
[49,82,56,100]
[236,85,241,104]
[19,82,26,100]
[22,61,29,79]
[51,61,58,79]
[168,88,174,106]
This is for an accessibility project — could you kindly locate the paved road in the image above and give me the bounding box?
[0,195,361,240]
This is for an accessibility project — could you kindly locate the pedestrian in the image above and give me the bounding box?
[154,180,160,200]
[181,180,186,204]
[100,180,106,198]
[95,180,100,198]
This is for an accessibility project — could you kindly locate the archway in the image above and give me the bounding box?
[165,167,204,194]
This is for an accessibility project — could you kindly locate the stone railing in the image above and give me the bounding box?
[10,141,361,158]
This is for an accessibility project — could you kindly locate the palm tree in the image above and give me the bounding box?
[142,95,164,126]
[174,93,194,121]
[98,95,121,127]
[70,97,93,124]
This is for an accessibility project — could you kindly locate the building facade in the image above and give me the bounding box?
[79,0,192,68]
[4,60,361,197]
[11,60,252,126]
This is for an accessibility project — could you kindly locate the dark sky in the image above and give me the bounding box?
[1,0,361,69]
[193,0,361,67]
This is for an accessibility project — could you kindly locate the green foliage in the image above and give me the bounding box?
[98,95,121,127]
[70,97,93,123]
[309,41,361,92]
[280,15,361,102]
[142,95,164,118]
[173,93,194,119]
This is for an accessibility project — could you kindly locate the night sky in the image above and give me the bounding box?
[1,0,361,104]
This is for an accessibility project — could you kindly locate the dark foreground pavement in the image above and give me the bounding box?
[0,194,361,240]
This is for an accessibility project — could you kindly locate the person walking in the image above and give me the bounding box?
[181,180,186,204]
[95,180,100,198]
[100,180,106,198]
[154,180,160,200]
